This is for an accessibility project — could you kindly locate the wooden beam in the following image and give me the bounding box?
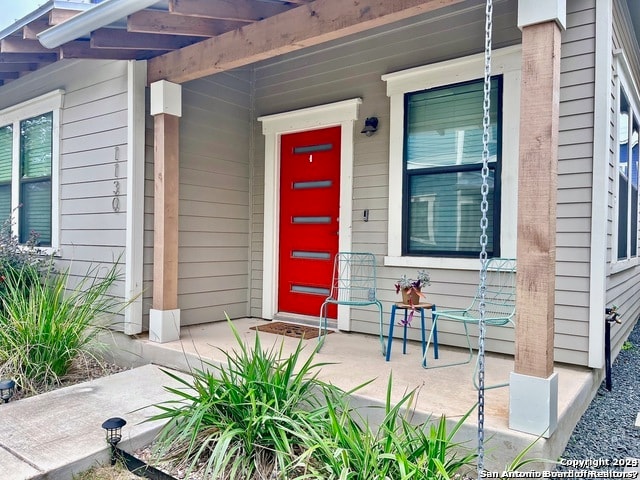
[514,21,562,379]
[0,72,20,80]
[1,38,54,54]
[0,52,58,63]
[23,21,50,40]
[153,113,180,311]
[169,0,291,22]
[49,8,82,25]
[0,63,37,72]
[149,0,466,84]
[60,41,163,60]
[128,10,244,37]
[90,29,201,50]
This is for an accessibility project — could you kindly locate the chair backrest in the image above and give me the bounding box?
[468,258,517,322]
[328,252,378,305]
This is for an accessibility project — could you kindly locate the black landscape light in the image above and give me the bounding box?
[101,417,126,465]
[0,379,15,403]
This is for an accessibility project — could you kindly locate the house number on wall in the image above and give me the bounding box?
[112,146,120,212]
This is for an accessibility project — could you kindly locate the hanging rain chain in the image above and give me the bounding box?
[112,146,121,213]
[477,0,493,475]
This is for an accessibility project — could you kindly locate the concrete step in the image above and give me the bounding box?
[0,364,187,480]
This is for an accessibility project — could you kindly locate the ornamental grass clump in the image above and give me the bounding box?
[296,376,477,480]
[149,322,481,479]
[148,321,347,479]
[0,261,123,394]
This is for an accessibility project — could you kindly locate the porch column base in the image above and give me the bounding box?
[509,371,558,437]
[149,308,180,343]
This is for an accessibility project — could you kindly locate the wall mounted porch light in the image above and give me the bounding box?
[360,117,379,137]
[0,379,15,403]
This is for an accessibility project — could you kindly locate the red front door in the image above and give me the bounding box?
[278,127,341,317]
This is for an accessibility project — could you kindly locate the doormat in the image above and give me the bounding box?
[250,321,333,340]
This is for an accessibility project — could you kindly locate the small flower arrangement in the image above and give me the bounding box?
[394,270,431,292]
[394,270,431,326]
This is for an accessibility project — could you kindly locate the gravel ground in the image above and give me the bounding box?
[556,317,640,473]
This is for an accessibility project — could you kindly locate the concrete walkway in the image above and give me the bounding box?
[0,365,185,480]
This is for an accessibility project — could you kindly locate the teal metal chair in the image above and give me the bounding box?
[318,252,385,355]
[423,257,516,389]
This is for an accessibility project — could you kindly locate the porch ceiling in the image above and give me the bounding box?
[0,0,469,87]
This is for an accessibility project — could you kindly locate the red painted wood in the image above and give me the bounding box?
[278,126,341,317]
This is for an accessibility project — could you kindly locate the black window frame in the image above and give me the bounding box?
[18,111,53,247]
[401,76,503,258]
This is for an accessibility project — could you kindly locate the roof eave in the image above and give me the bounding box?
[0,1,96,41]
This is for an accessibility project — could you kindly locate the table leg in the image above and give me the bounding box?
[402,309,408,354]
[432,305,439,359]
[420,307,426,367]
[386,304,397,362]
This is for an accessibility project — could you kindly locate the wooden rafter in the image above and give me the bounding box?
[23,21,50,40]
[0,63,37,72]
[49,8,82,26]
[148,0,467,84]
[90,29,202,50]
[0,52,58,63]
[1,38,54,54]
[0,0,466,88]
[0,72,20,79]
[127,10,245,37]
[60,41,159,60]
[169,0,291,22]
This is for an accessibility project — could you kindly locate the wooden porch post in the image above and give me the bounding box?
[149,80,182,343]
[509,0,565,437]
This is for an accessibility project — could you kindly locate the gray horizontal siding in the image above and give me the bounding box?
[143,70,252,328]
[58,62,129,286]
[251,1,523,353]
[0,59,131,321]
[605,0,640,353]
[245,0,611,366]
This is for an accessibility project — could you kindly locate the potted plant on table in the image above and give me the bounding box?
[394,270,431,325]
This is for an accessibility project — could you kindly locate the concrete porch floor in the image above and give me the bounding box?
[105,317,598,472]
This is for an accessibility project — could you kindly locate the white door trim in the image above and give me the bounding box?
[258,98,361,330]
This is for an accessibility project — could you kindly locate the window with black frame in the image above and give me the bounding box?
[19,112,52,246]
[0,112,53,247]
[0,125,12,223]
[617,86,639,261]
[403,77,502,257]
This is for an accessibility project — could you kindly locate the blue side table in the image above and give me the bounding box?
[386,302,439,367]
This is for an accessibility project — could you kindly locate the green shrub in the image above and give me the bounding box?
[296,376,477,479]
[0,261,123,394]
[149,322,480,479]
[148,321,345,479]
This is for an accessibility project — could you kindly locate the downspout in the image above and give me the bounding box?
[588,0,613,368]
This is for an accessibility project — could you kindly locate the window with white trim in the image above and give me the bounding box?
[616,84,639,262]
[0,91,62,249]
[404,77,502,256]
[382,47,521,268]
